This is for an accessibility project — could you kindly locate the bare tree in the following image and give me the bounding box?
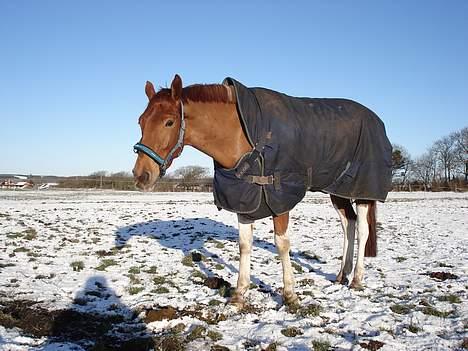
[173,166,209,183]
[433,135,457,184]
[89,170,108,178]
[453,127,468,182]
[391,143,412,187]
[412,150,437,191]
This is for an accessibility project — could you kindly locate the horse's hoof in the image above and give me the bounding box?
[284,293,299,307]
[334,276,349,285]
[229,293,245,310]
[350,279,364,290]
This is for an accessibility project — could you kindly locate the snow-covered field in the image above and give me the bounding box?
[0,190,466,351]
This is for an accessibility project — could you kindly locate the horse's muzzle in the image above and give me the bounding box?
[133,169,157,192]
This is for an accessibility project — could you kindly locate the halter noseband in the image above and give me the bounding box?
[133,101,185,177]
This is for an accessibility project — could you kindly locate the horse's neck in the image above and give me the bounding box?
[184,100,251,169]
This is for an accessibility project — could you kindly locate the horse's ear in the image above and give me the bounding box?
[171,74,183,100]
[145,81,156,101]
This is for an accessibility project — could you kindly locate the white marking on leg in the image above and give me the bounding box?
[235,222,253,296]
[353,203,370,287]
[275,230,297,302]
[333,203,356,283]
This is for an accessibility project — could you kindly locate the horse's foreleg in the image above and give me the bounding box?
[331,195,356,285]
[273,213,298,306]
[350,201,372,289]
[230,220,253,308]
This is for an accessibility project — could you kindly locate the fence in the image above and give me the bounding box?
[56,178,213,192]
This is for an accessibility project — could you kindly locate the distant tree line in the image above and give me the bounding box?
[57,127,467,193]
[392,126,467,191]
[58,166,213,192]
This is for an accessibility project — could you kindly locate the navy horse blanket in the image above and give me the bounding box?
[213,77,392,222]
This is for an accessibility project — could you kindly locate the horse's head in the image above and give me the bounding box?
[133,74,184,191]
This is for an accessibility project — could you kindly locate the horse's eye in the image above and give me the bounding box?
[165,120,174,127]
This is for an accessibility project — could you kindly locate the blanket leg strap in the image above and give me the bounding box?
[246,175,274,185]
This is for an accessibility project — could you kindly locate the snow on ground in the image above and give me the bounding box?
[0,189,466,350]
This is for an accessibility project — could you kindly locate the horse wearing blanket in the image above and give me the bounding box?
[133,74,392,308]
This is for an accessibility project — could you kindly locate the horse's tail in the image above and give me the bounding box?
[364,200,377,257]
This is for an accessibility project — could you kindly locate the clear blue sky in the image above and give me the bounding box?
[1,1,467,176]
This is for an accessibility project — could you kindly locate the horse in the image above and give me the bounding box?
[132,74,392,308]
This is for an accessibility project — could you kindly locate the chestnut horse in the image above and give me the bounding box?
[133,74,377,308]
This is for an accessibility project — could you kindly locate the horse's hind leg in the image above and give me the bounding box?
[351,200,377,289]
[230,217,253,308]
[331,195,356,285]
[273,212,298,306]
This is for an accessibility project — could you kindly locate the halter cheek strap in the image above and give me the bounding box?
[133,102,185,177]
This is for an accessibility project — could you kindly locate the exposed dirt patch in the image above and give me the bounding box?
[0,299,152,350]
[145,306,178,322]
[429,271,459,281]
[359,340,385,350]
[204,276,231,290]
[144,304,227,325]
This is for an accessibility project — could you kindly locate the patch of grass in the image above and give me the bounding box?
[0,263,15,268]
[300,251,325,263]
[263,342,278,351]
[208,299,223,306]
[13,247,29,253]
[214,264,224,270]
[211,345,230,351]
[390,304,413,315]
[128,266,141,274]
[187,325,207,341]
[218,285,235,298]
[95,247,120,257]
[128,286,144,295]
[298,303,322,317]
[70,261,85,272]
[170,323,186,334]
[407,324,421,333]
[291,261,303,273]
[154,335,186,351]
[207,330,223,341]
[438,294,461,304]
[181,254,193,267]
[437,262,454,268]
[191,270,207,282]
[6,232,23,239]
[394,256,407,263]
[153,286,170,294]
[312,339,331,351]
[127,274,141,285]
[95,259,118,271]
[281,326,303,337]
[144,265,158,274]
[23,228,37,240]
[153,276,167,285]
[422,306,451,318]
[298,278,315,287]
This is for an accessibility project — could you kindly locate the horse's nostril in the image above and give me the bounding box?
[140,171,150,184]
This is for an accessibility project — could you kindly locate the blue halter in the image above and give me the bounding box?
[133,102,185,177]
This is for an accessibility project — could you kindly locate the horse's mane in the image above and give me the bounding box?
[155,84,234,104]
